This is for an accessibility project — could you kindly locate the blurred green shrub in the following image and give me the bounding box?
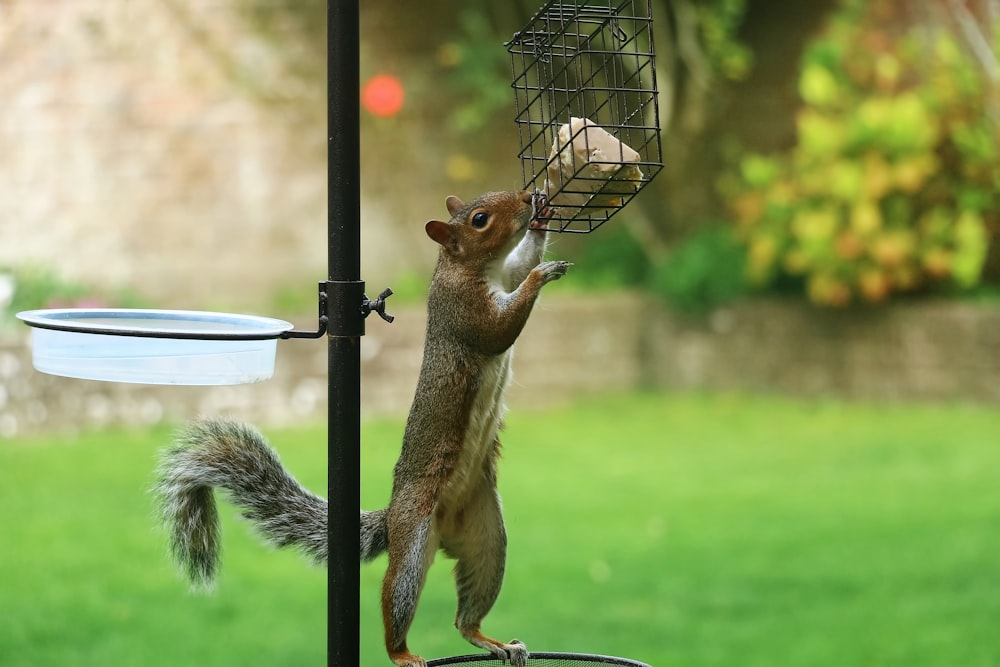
[722,0,999,307]
[693,0,755,81]
[0,266,144,327]
[563,223,750,314]
[438,8,513,134]
[649,226,749,314]
[569,224,651,290]
[2,266,89,317]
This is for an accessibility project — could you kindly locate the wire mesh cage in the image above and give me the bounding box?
[508,0,662,233]
[428,652,652,666]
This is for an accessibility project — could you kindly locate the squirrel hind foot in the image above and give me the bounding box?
[460,629,528,667]
[495,639,529,667]
[388,650,427,667]
[500,640,529,667]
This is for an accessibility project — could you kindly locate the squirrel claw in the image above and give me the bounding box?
[530,190,553,229]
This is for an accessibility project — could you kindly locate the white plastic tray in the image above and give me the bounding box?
[16,309,294,385]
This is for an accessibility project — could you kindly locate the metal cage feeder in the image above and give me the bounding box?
[508,0,662,233]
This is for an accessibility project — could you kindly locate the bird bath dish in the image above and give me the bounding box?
[16,309,294,385]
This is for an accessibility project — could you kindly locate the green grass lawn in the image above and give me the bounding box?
[1,392,998,666]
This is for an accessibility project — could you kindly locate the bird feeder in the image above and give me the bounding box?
[508,0,662,233]
[15,0,661,665]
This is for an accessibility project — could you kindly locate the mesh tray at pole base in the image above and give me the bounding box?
[428,652,652,666]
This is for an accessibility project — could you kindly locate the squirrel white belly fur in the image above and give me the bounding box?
[155,190,570,667]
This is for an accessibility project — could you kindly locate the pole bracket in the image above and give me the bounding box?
[280,281,330,339]
[279,280,393,340]
[362,288,395,323]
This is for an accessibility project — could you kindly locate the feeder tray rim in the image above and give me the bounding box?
[16,308,294,341]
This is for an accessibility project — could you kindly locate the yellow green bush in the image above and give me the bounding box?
[724,0,999,306]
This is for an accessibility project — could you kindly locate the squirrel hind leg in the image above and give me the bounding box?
[382,514,437,666]
[451,498,525,664]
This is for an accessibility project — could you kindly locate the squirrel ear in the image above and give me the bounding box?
[445,196,464,216]
[425,220,461,254]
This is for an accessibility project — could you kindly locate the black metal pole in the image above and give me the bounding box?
[327,0,361,665]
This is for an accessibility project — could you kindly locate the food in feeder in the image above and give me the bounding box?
[544,117,644,211]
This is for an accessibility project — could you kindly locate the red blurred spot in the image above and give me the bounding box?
[361,74,405,118]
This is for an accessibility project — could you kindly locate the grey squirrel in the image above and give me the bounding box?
[155,189,570,667]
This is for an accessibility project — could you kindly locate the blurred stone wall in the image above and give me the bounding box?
[0,0,331,310]
[3,295,999,438]
[644,299,1000,402]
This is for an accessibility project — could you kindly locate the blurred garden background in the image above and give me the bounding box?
[1,0,999,665]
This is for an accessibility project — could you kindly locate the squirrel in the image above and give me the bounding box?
[155,189,570,667]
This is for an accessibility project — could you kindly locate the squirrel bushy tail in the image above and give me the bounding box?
[155,418,389,587]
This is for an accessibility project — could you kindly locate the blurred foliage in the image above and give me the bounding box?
[568,224,651,290]
[648,226,750,314]
[722,0,1000,307]
[0,266,145,327]
[437,8,514,135]
[689,0,754,81]
[558,222,750,315]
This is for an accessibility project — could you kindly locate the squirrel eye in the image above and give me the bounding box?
[470,211,490,229]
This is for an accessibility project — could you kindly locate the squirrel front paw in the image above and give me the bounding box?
[530,190,553,229]
[536,260,572,284]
